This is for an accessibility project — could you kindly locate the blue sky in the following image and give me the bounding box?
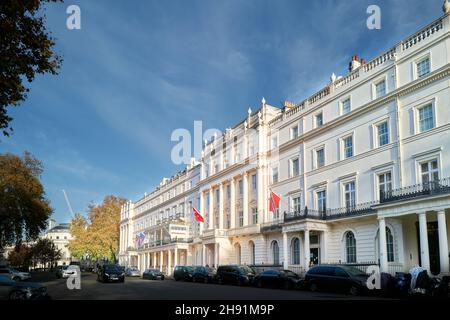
[0,0,441,223]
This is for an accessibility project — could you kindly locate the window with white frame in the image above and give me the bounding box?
[238,179,243,197]
[343,135,353,159]
[344,181,356,209]
[252,207,258,224]
[251,174,257,192]
[345,231,357,263]
[291,125,299,139]
[420,159,439,185]
[416,57,430,78]
[271,135,278,149]
[291,195,301,213]
[342,98,351,114]
[378,172,392,200]
[291,238,300,265]
[272,166,279,184]
[418,104,434,132]
[316,147,325,168]
[375,79,386,98]
[317,190,326,214]
[238,210,244,227]
[377,121,389,147]
[290,158,300,177]
[315,112,323,128]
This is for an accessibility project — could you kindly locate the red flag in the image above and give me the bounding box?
[192,207,204,223]
[269,191,281,213]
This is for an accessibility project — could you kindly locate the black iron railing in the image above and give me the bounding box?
[380,177,450,203]
[284,202,376,223]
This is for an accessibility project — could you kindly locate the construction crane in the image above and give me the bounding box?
[62,189,75,218]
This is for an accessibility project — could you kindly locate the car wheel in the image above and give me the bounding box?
[310,283,318,292]
[204,277,208,284]
[13,276,21,281]
[161,276,165,280]
[257,280,263,288]
[350,286,359,296]
[284,281,292,290]
[174,276,179,281]
[218,277,223,285]
[236,278,243,286]
[9,291,26,300]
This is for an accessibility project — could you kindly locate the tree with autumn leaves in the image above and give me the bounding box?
[69,196,126,263]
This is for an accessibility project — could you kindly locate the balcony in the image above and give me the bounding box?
[284,202,376,223]
[380,177,450,204]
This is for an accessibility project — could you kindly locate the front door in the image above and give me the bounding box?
[416,221,440,275]
[310,248,320,266]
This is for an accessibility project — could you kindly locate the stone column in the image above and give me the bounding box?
[304,230,310,272]
[418,213,430,273]
[320,231,328,264]
[202,245,206,266]
[437,210,449,273]
[219,183,224,229]
[214,243,219,268]
[243,172,249,226]
[174,248,178,267]
[230,178,236,228]
[199,191,205,234]
[257,168,263,224]
[209,189,214,230]
[153,252,156,268]
[379,218,389,273]
[159,250,163,272]
[283,232,289,269]
[168,249,172,276]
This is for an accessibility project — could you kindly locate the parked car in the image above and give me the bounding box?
[192,266,216,283]
[173,266,194,281]
[254,269,301,290]
[97,264,125,283]
[304,265,369,295]
[125,267,141,277]
[216,265,256,286]
[0,266,31,281]
[59,265,80,279]
[0,275,50,300]
[142,268,165,280]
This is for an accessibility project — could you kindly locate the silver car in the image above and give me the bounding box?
[0,267,31,281]
[125,267,140,277]
[0,275,49,300]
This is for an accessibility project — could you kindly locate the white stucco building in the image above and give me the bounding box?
[120,6,450,277]
[42,219,74,266]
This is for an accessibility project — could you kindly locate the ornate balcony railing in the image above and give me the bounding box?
[284,202,376,223]
[380,178,450,204]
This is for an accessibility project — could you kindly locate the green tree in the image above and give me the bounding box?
[0,152,53,250]
[69,196,126,263]
[30,238,61,270]
[0,0,63,136]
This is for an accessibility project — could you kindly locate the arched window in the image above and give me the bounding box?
[249,241,255,265]
[271,240,280,265]
[291,238,300,265]
[345,231,357,263]
[376,227,394,262]
[235,243,241,264]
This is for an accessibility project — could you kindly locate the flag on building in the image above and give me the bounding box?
[135,232,145,248]
[269,191,281,213]
[192,207,204,223]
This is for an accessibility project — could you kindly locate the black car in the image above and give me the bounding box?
[0,274,50,300]
[192,266,216,283]
[254,269,301,290]
[97,264,125,283]
[304,265,369,295]
[216,265,256,286]
[142,268,165,280]
[173,266,194,281]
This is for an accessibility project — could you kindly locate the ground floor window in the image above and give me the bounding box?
[249,241,255,265]
[291,238,300,264]
[272,240,280,265]
[345,231,357,263]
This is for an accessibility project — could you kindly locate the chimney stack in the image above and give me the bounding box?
[349,54,362,72]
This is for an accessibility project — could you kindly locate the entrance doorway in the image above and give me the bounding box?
[416,221,440,275]
[310,248,320,266]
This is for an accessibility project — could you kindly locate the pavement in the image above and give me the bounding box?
[44,273,390,300]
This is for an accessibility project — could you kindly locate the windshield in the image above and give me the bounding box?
[282,270,298,278]
[342,266,368,277]
[104,265,121,272]
[239,266,254,274]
